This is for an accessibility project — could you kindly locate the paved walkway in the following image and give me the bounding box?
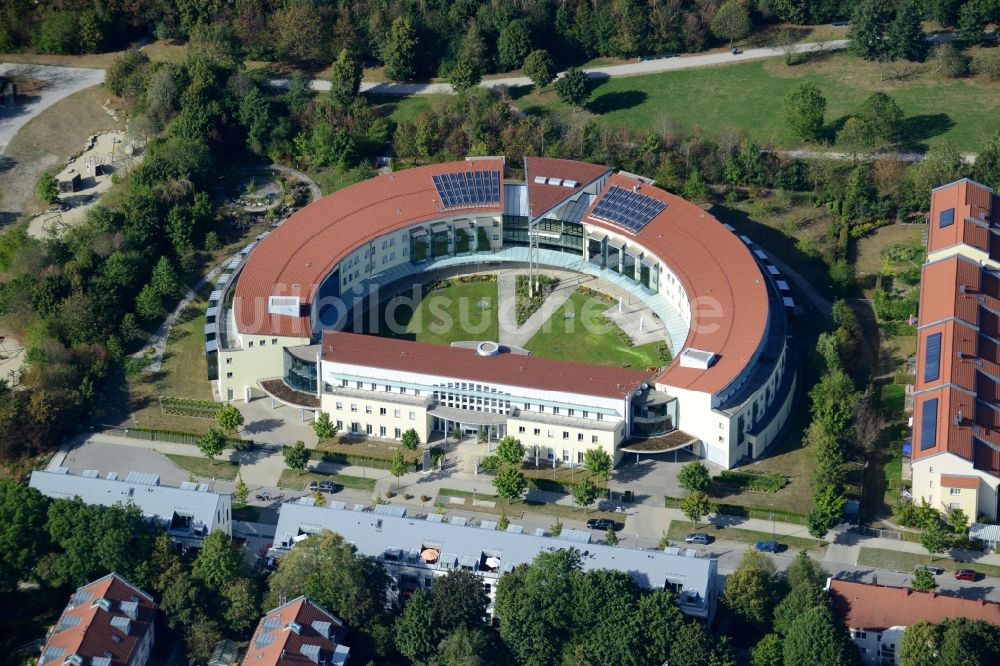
[497,268,589,348]
[268,163,321,203]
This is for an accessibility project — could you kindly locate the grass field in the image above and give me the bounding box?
[665,521,825,551]
[437,487,620,523]
[857,547,1000,579]
[525,290,664,369]
[277,468,377,492]
[365,281,499,346]
[164,453,240,481]
[512,52,1000,152]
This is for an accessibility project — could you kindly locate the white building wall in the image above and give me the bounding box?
[912,455,1000,521]
[850,626,904,665]
[217,321,309,402]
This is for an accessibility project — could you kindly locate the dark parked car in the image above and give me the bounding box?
[755,540,780,553]
[684,533,711,545]
[914,565,944,576]
[307,481,318,492]
[318,480,336,493]
[586,518,623,531]
[955,569,979,581]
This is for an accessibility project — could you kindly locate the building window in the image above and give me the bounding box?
[366,424,373,434]
[596,414,603,421]
[553,407,559,415]
[519,426,526,433]
[563,431,569,440]
[336,420,343,430]
[577,433,584,441]
[225,357,232,364]
[351,404,358,412]
[394,409,401,418]
[271,338,277,345]
[380,407,387,416]
[394,428,401,438]
[577,451,584,464]
[335,402,343,410]
[380,426,387,437]
[226,372,233,378]
[950,488,961,495]
[592,435,598,443]
[534,428,541,436]
[248,341,254,347]
[366,406,373,414]
[582,411,588,418]
[409,411,416,420]
[568,409,574,416]
[547,430,554,438]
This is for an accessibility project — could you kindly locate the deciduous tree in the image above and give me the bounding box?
[198,427,227,463]
[523,49,556,88]
[395,589,438,663]
[497,19,532,70]
[555,67,589,107]
[572,477,598,512]
[783,604,859,666]
[401,428,421,450]
[192,530,242,593]
[283,440,309,474]
[216,403,244,433]
[383,17,418,81]
[722,548,778,626]
[911,567,937,591]
[495,436,526,466]
[313,411,338,441]
[710,1,752,49]
[0,481,50,591]
[889,1,928,61]
[431,569,489,631]
[783,82,826,142]
[493,467,527,503]
[681,491,712,527]
[390,450,408,492]
[678,461,711,493]
[921,520,950,559]
[859,92,904,144]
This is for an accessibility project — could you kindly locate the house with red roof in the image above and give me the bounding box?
[38,573,156,666]
[911,178,1000,521]
[243,596,350,666]
[827,578,1000,665]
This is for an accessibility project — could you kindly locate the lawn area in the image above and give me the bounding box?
[857,547,1000,579]
[314,437,422,466]
[879,382,906,420]
[665,521,825,551]
[365,280,499,346]
[525,290,665,369]
[277,468,377,492]
[370,94,447,125]
[854,224,924,277]
[164,454,240,481]
[514,52,1000,152]
[437,487,620,523]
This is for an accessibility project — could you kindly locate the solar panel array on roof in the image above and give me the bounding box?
[590,185,666,234]
[920,398,938,450]
[924,332,942,383]
[432,170,500,209]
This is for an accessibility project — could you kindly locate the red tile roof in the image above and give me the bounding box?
[828,579,1000,631]
[584,174,769,394]
[243,596,347,666]
[524,156,610,220]
[322,331,654,398]
[940,474,980,489]
[40,573,156,666]
[234,160,505,338]
[928,178,997,261]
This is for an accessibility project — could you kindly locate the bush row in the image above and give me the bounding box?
[664,494,809,526]
[715,470,788,494]
[121,427,254,449]
[311,449,419,472]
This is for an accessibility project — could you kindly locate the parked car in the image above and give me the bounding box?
[318,480,336,493]
[586,518,623,531]
[755,540,780,553]
[307,481,318,492]
[914,565,944,575]
[955,569,979,581]
[684,533,711,545]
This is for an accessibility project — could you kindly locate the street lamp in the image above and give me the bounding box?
[473,487,477,502]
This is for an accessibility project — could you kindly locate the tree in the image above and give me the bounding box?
[401,428,421,450]
[313,411,338,441]
[523,49,556,88]
[722,548,778,626]
[383,17,418,81]
[151,255,180,298]
[958,0,990,46]
[106,48,151,99]
[198,427,227,463]
[783,604,859,666]
[230,473,248,507]
[497,19,532,71]
[390,450,408,492]
[449,60,481,92]
[135,283,161,321]
[783,82,826,142]
[284,440,309,474]
[605,526,619,546]
[671,621,736,666]
[913,141,966,209]
[555,67,589,107]
[921,520,950,559]
[752,633,784,666]
[972,50,1000,81]
[495,436,526,466]
[583,448,612,485]
[0,481,50,591]
[946,507,968,533]
[681,491,712,528]
[395,589,439,663]
[431,569,489,631]
[185,616,223,662]
[223,577,259,632]
[808,484,847,538]
[849,0,891,61]
[859,92,904,145]
[437,626,491,666]
[912,567,937,591]
[329,49,362,109]
[939,617,1000,664]
[774,585,825,636]
[678,461,711,493]
[36,172,59,204]
[216,403,244,433]
[493,467,527,504]
[683,168,709,202]
[710,1,752,49]
[192,530,242,593]
[889,1,928,61]
[451,22,485,92]
[267,531,389,626]
[837,118,874,161]
[572,478,598,513]
[810,370,861,439]
[931,43,970,78]
[899,621,942,666]
[159,563,201,630]
[973,131,1000,190]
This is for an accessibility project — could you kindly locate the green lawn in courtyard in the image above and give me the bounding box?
[514,52,1000,152]
[366,281,500,346]
[164,453,240,481]
[524,290,664,369]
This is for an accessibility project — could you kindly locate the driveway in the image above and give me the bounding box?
[0,63,105,153]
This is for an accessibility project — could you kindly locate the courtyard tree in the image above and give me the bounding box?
[401,428,421,450]
[722,548,778,626]
[394,588,438,663]
[192,530,242,594]
[783,82,826,142]
[0,481,50,592]
[493,467,527,504]
[572,477,598,513]
[681,491,712,528]
[555,67,589,107]
[678,461,711,493]
[947,507,968,533]
[215,403,244,434]
[496,436,526,467]
[711,0,752,49]
[198,428,227,464]
[284,440,309,474]
[911,567,937,591]
[312,411,338,441]
[921,520,950,560]
[233,473,248,505]
[752,634,783,666]
[431,569,489,631]
[583,447,612,485]
[523,49,556,88]
[390,451,408,493]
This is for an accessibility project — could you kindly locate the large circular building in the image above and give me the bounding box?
[208,157,796,468]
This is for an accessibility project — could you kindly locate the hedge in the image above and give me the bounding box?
[311,449,419,472]
[121,427,254,450]
[715,470,788,494]
[665,495,809,526]
[160,396,224,418]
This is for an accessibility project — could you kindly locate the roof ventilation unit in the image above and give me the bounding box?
[533,176,546,184]
[268,295,301,317]
[679,348,717,370]
[562,179,578,188]
[547,177,563,186]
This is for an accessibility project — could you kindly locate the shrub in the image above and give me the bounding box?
[930,43,970,78]
[972,50,1000,81]
[716,470,788,493]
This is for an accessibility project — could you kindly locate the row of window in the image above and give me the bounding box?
[241,338,279,349]
[516,425,599,443]
[334,419,405,439]
[333,402,418,421]
[338,378,421,396]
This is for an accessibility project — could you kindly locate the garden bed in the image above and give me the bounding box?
[515,274,559,326]
[714,470,788,494]
[159,396,224,419]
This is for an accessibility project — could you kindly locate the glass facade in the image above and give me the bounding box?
[588,237,605,268]
[631,399,677,437]
[283,348,318,393]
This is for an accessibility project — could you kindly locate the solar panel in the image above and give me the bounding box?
[920,398,938,450]
[590,185,666,234]
[924,332,942,383]
[433,170,500,209]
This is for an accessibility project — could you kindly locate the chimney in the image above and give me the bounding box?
[928,591,936,598]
